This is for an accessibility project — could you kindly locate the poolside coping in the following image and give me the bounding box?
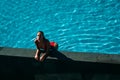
[0,47,120,64]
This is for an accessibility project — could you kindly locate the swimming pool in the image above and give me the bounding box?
[0,0,120,54]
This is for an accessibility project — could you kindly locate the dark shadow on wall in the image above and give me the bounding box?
[48,49,73,61]
[0,52,120,80]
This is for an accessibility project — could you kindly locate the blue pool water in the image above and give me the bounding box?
[0,0,120,54]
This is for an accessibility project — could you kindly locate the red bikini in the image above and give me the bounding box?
[50,42,55,47]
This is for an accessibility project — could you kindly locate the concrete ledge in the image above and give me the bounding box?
[0,47,120,64]
[0,47,120,80]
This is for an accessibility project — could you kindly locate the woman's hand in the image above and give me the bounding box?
[34,54,39,61]
[40,54,46,62]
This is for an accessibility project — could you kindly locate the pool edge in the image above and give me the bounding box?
[0,47,120,64]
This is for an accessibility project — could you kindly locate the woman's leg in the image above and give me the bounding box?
[39,53,49,62]
[35,49,41,61]
[54,43,58,50]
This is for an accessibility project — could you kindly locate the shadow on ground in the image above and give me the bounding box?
[0,53,120,80]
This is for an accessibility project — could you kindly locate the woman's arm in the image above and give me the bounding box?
[40,40,50,62]
[34,39,41,60]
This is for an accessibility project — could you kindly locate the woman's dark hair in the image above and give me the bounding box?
[38,31,45,40]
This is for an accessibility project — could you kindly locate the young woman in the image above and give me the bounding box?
[34,31,58,62]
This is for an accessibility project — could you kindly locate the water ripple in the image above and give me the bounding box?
[0,0,120,54]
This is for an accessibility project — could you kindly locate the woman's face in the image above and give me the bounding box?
[37,32,43,40]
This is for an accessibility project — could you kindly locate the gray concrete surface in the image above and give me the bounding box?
[0,47,120,64]
[0,47,120,80]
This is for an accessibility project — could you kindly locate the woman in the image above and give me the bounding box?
[34,31,58,62]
